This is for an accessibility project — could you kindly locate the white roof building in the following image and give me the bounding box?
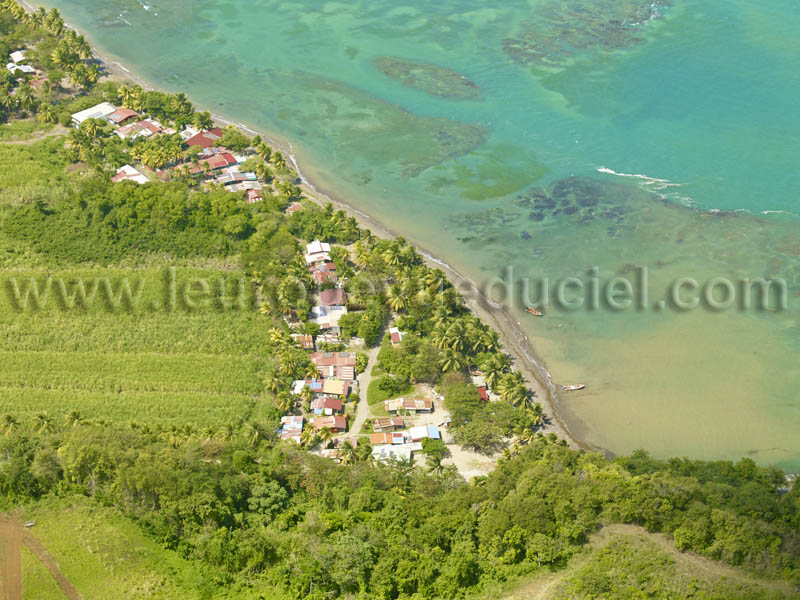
[10,50,26,63]
[305,240,331,265]
[309,305,347,330]
[7,63,35,75]
[71,102,117,126]
[111,165,149,185]
[408,425,441,442]
[372,445,412,463]
[306,240,331,255]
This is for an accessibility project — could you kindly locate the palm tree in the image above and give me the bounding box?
[172,92,192,115]
[271,151,286,169]
[254,162,272,182]
[355,440,373,463]
[427,455,445,476]
[85,64,100,86]
[218,422,237,443]
[244,422,265,447]
[0,91,16,114]
[353,240,371,268]
[193,111,213,131]
[386,284,407,312]
[439,349,466,373]
[256,142,272,161]
[445,320,466,352]
[81,118,101,139]
[527,402,546,428]
[300,386,314,409]
[265,371,285,394]
[430,322,450,350]
[383,245,402,267]
[34,412,54,435]
[268,328,289,346]
[339,440,355,465]
[15,86,35,113]
[482,354,510,389]
[117,84,135,107]
[497,372,528,407]
[36,104,57,124]
[2,414,19,436]
[275,391,293,413]
[300,424,316,447]
[317,426,333,445]
[65,410,84,428]
[425,269,448,293]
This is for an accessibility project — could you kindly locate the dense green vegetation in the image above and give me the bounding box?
[2,430,799,599]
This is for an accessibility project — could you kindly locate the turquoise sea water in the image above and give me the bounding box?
[39,0,800,468]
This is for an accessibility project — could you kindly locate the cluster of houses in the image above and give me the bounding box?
[370,422,442,462]
[303,241,350,343]
[279,351,358,439]
[72,102,265,200]
[6,48,48,91]
[276,239,447,464]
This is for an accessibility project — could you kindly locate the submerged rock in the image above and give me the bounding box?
[375,56,483,100]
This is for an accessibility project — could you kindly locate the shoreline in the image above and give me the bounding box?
[21,1,594,452]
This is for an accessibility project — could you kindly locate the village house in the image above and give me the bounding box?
[389,326,406,347]
[310,397,343,416]
[290,333,314,350]
[371,445,412,463]
[319,448,341,462]
[185,127,224,148]
[310,351,356,367]
[9,50,26,64]
[190,152,239,175]
[71,102,116,126]
[111,165,149,185]
[319,288,346,307]
[279,415,303,444]
[286,202,303,214]
[305,240,331,265]
[309,305,347,330]
[384,397,434,415]
[369,432,405,446]
[310,261,337,284]
[106,107,139,126]
[246,189,263,203]
[311,415,346,433]
[292,378,350,398]
[408,425,441,443]
[371,417,405,432]
[6,62,34,75]
[316,364,355,381]
[214,167,257,187]
[314,332,341,347]
[115,118,165,140]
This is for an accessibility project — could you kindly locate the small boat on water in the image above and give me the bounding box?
[561,384,586,392]
[526,307,543,316]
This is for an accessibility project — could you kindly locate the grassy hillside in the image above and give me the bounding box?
[493,525,797,600]
[16,496,282,599]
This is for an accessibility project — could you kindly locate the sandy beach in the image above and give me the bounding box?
[21,0,592,452]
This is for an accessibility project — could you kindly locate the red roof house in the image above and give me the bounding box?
[185,127,224,148]
[319,288,345,307]
[311,415,347,432]
[190,153,238,175]
[310,352,357,367]
[107,108,139,125]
